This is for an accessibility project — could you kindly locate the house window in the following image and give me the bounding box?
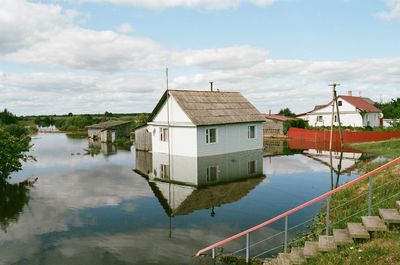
[248,160,256,175]
[338,101,342,106]
[160,164,170,179]
[248,125,256,139]
[317,116,323,122]
[205,128,217,144]
[160,128,169,142]
[206,166,218,182]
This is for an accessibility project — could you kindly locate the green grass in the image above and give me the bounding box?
[351,139,400,159]
[302,159,400,264]
[305,228,400,265]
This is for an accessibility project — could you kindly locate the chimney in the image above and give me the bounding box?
[269,109,271,115]
[348,90,352,96]
[210,82,213,92]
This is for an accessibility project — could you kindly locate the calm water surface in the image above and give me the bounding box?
[0,133,365,265]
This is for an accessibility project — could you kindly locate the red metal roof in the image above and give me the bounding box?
[339,96,381,112]
[265,114,295,121]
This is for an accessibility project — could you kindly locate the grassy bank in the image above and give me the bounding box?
[351,139,400,159]
[302,139,400,264]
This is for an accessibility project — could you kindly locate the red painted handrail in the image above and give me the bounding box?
[196,156,400,257]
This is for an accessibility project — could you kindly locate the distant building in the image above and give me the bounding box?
[263,114,295,137]
[143,90,265,157]
[87,120,132,143]
[297,92,383,128]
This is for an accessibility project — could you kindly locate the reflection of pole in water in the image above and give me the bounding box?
[210,206,215,217]
[335,151,344,188]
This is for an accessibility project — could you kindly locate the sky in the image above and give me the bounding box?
[1,0,399,115]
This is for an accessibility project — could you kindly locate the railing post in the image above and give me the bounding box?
[246,233,250,263]
[212,248,215,259]
[284,216,288,253]
[368,175,373,216]
[326,197,330,236]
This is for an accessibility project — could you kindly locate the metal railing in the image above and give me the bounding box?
[195,156,400,262]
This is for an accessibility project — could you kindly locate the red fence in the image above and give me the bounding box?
[288,128,400,143]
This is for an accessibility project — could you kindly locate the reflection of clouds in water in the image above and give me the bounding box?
[0,224,278,265]
[0,165,151,244]
[264,155,327,175]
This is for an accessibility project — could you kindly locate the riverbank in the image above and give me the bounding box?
[303,139,400,264]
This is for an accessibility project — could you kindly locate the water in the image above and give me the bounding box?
[0,134,367,265]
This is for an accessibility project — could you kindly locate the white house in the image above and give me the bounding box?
[145,90,266,157]
[297,92,383,128]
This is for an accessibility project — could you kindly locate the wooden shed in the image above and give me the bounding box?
[87,120,132,143]
[263,114,295,138]
[134,124,152,151]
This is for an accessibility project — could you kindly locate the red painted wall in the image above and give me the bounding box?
[288,128,400,143]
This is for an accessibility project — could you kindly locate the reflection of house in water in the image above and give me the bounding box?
[288,139,371,176]
[88,138,117,156]
[135,150,265,216]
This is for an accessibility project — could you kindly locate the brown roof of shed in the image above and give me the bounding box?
[149,90,266,126]
[87,120,131,129]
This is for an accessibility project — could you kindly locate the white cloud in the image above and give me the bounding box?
[116,23,134,34]
[174,46,268,70]
[93,0,240,9]
[251,0,278,7]
[376,0,400,21]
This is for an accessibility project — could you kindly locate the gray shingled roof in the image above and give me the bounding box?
[149,90,266,126]
[87,120,131,129]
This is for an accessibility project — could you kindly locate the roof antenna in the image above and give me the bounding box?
[166,67,169,91]
[210,81,213,92]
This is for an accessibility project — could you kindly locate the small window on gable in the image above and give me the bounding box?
[334,115,337,122]
[248,125,256,139]
[338,101,342,106]
[206,166,218,182]
[206,128,217,144]
[160,128,169,142]
[317,116,323,122]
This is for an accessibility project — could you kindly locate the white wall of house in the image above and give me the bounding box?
[196,122,263,156]
[299,99,381,127]
[150,126,198,156]
[153,96,192,124]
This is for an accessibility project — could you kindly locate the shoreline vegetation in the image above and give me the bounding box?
[215,139,400,265]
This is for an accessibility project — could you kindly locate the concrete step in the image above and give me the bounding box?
[290,247,305,264]
[318,235,337,252]
[379,209,400,224]
[333,229,354,245]
[361,216,388,231]
[396,201,400,211]
[303,241,319,259]
[347,223,370,239]
[263,258,279,265]
[277,253,292,265]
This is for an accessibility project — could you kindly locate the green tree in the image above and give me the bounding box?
[0,109,18,125]
[375,98,400,119]
[278,108,296,118]
[0,127,32,180]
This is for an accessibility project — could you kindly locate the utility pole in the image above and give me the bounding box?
[328,83,344,150]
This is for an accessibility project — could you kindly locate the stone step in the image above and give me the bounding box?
[318,235,337,252]
[290,247,305,264]
[347,223,370,239]
[379,209,400,224]
[361,216,388,231]
[277,253,292,265]
[396,201,400,211]
[263,258,279,265]
[303,241,319,259]
[333,229,354,245]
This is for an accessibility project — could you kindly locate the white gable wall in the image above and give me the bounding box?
[153,95,192,124]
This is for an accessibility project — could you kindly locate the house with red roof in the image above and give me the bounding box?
[297,91,383,128]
